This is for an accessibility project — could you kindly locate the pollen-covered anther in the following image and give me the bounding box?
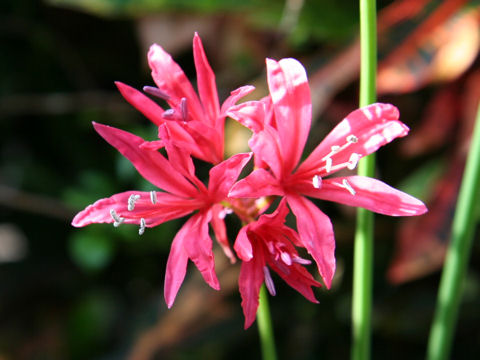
[110,209,124,227]
[341,179,356,195]
[347,153,360,170]
[139,218,146,235]
[143,86,170,101]
[280,252,292,266]
[127,194,141,211]
[180,97,188,122]
[347,134,358,144]
[292,255,312,265]
[325,157,333,173]
[163,109,175,119]
[150,191,157,204]
[263,266,276,296]
[312,174,322,189]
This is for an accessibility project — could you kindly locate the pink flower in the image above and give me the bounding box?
[72,122,251,307]
[229,58,428,289]
[235,199,321,328]
[114,33,254,164]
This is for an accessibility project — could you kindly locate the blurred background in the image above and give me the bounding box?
[1,0,480,358]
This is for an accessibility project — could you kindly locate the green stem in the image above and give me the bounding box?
[257,285,277,360]
[426,103,480,360]
[352,1,377,360]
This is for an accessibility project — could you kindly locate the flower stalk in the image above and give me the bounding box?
[257,285,278,360]
[426,102,480,360]
[352,0,377,360]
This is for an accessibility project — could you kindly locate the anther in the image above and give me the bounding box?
[292,256,312,265]
[110,209,124,227]
[180,97,188,121]
[280,252,292,266]
[143,86,170,101]
[331,145,341,153]
[347,134,358,143]
[163,109,175,119]
[347,153,360,170]
[325,157,333,173]
[128,194,140,211]
[150,191,157,204]
[312,175,322,189]
[263,266,276,296]
[139,218,146,235]
[342,179,356,195]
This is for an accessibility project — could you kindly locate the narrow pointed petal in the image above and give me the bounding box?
[211,204,236,264]
[148,44,204,122]
[93,122,198,198]
[181,211,220,290]
[305,176,428,216]
[220,85,256,117]
[266,58,312,175]
[208,153,252,201]
[234,226,253,261]
[229,168,283,198]
[239,250,265,329]
[297,103,408,176]
[248,126,284,178]
[286,195,336,288]
[193,33,220,127]
[226,100,265,133]
[164,230,189,308]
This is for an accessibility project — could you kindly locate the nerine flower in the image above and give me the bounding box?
[229,58,428,289]
[72,122,251,307]
[114,33,254,164]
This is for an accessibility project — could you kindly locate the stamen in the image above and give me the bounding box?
[312,175,322,189]
[263,266,276,296]
[180,97,188,121]
[374,104,382,117]
[150,191,157,204]
[280,252,292,266]
[347,153,360,170]
[362,107,373,120]
[292,256,312,265]
[325,157,333,173]
[110,209,124,227]
[347,134,358,143]
[163,109,175,119]
[342,179,356,195]
[139,218,146,235]
[128,194,141,211]
[331,145,341,153]
[143,86,170,101]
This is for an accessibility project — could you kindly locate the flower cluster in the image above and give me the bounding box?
[72,33,427,329]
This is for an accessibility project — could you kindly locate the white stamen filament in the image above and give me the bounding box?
[312,174,322,189]
[342,179,356,195]
[139,218,146,235]
[263,266,276,296]
[374,104,382,117]
[128,194,141,211]
[110,209,124,227]
[331,145,341,153]
[321,134,359,163]
[362,107,373,120]
[150,191,157,204]
[347,153,360,170]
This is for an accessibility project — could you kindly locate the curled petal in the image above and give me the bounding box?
[234,226,253,261]
[304,176,428,216]
[229,168,283,199]
[286,195,336,288]
[93,122,198,198]
[266,58,312,175]
[227,100,265,133]
[220,85,256,117]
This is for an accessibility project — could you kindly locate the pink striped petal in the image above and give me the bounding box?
[220,85,256,117]
[164,229,189,308]
[286,194,336,288]
[239,248,265,329]
[226,100,265,133]
[234,226,253,261]
[266,58,312,176]
[229,168,283,199]
[248,126,284,179]
[193,33,219,127]
[93,122,198,198]
[304,176,428,216]
[297,103,408,176]
[208,153,252,201]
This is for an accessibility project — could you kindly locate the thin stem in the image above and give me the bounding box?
[257,285,278,360]
[352,1,377,360]
[426,102,480,360]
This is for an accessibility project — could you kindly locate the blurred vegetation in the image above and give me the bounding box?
[1,0,479,359]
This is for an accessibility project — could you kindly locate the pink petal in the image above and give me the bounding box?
[115,81,165,126]
[148,43,205,123]
[248,126,284,179]
[220,85,256,117]
[266,58,312,175]
[193,33,220,127]
[239,249,265,329]
[305,176,428,216]
[234,226,253,261]
[164,229,189,308]
[208,153,252,201]
[229,168,283,198]
[226,100,265,133]
[181,211,220,290]
[93,122,198,198]
[297,103,408,176]
[211,204,236,264]
[286,194,336,288]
